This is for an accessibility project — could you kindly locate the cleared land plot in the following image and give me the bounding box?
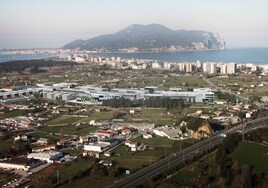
[231,141,268,173]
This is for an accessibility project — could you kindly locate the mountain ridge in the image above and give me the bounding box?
[64,24,225,52]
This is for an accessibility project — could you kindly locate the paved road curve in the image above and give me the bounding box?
[109,116,268,188]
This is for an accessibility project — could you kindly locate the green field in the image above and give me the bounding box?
[117,74,208,89]
[127,108,177,126]
[133,135,177,148]
[110,136,188,171]
[231,141,268,173]
[0,109,30,118]
[39,124,98,135]
[158,166,199,188]
[57,160,94,183]
[209,76,259,87]
[139,108,167,115]
[46,111,112,126]
[158,152,219,188]
[29,131,61,142]
[46,116,85,126]
[114,156,152,170]
[80,111,112,120]
[0,139,13,157]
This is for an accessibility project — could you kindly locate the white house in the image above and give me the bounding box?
[125,140,137,148]
[27,151,63,163]
[143,133,152,139]
[153,127,183,140]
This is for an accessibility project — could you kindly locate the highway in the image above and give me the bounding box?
[109,116,268,188]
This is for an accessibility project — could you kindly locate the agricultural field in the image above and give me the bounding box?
[126,108,178,126]
[46,115,84,126]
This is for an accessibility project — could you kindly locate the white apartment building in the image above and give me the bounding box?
[227,63,236,74]
[210,63,217,74]
[220,63,227,74]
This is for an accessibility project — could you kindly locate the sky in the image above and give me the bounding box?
[1,0,268,48]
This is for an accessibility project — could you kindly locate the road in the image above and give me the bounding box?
[109,116,268,188]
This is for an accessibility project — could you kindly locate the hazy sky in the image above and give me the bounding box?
[1,0,268,48]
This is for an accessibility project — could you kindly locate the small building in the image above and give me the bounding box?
[79,135,90,143]
[99,160,113,166]
[143,133,152,139]
[153,127,183,140]
[84,142,110,153]
[125,140,137,148]
[57,140,67,147]
[0,157,38,171]
[32,144,56,153]
[129,109,136,114]
[14,134,28,141]
[246,112,252,119]
[122,127,131,135]
[82,151,101,158]
[94,129,115,139]
[37,138,49,145]
[131,146,137,152]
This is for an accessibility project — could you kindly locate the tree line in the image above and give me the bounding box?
[102,97,186,109]
[0,59,75,73]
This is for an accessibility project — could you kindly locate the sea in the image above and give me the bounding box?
[0,53,56,63]
[95,48,268,65]
[0,48,268,64]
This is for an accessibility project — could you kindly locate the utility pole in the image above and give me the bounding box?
[168,156,170,169]
[242,119,245,141]
[57,170,60,185]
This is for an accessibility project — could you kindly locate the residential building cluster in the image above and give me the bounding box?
[58,53,266,74]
